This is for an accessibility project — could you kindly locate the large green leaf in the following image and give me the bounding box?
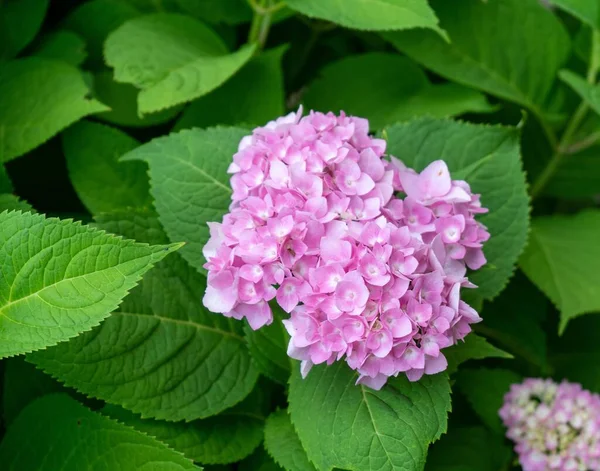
[0,394,200,470]
[0,58,108,162]
[103,382,267,464]
[62,121,151,214]
[288,362,451,471]
[63,0,140,69]
[174,46,286,130]
[122,127,248,273]
[104,13,256,113]
[385,118,529,299]
[425,426,511,471]
[244,306,290,385]
[0,210,178,358]
[0,0,48,61]
[304,53,494,130]
[385,0,570,119]
[93,70,183,127]
[264,409,316,471]
[455,368,522,434]
[548,0,600,29]
[33,31,87,66]
[285,0,446,37]
[29,210,258,421]
[444,334,512,375]
[520,210,600,332]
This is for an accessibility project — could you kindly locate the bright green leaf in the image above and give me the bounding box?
[0,195,32,213]
[285,0,446,37]
[103,384,265,465]
[0,58,108,162]
[444,334,512,375]
[62,120,151,214]
[289,362,451,471]
[33,31,87,66]
[29,210,258,421]
[244,305,290,385]
[385,0,570,119]
[520,210,600,333]
[63,0,140,69]
[385,118,530,299]
[304,53,495,130]
[425,426,511,471]
[174,46,286,130]
[93,70,183,127]
[122,126,248,273]
[0,0,49,61]
[264,409,317,471]
[0,394,200,470]
[3,357,64,425]
[548,0,600,29]
[104,13,256,113]
[0,210,178,358]
[456,368,522,434]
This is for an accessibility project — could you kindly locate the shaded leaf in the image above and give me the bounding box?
[62,120,151,214]
[0,58,108,162]
[264,409,317,471]
[304,53,495,130]
[385,118,529,299]
[0,394,200,470]
[548,0,600,29]
[0,0,48,61]
[33,30,87,66]
[444,334,512,375]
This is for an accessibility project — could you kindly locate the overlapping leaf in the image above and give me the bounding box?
[444,334,512,375]
[264,409,316,471]
[29,210,258,421]
[0,210,178,358]
[0,0,48,61]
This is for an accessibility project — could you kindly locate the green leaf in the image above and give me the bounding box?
[548,0,600,29]
[425,426,511,471]
[103,384,265,465]
[0,165,12,193]
[93,71,183,127]
[104,13,256,113]
[384,0,570,119]
[455,368,522,434]
[285,0,446,37]
[0,0,49,61]
[3,357,64,425]
[559,69,600,117]
[33,31,87,66]
[385,118,530,299]
[520,210,600,333]
[264,409,317,471]
[476,271,548,369]
[0,194,32,213]
[0,210,178,358]
[0,58,108,162]
[29,210,258,421]
[63,0,140,69]
[444,334,512,375]
[122,126,248,273]
[239,447,284,471]
[288,362,451,471]
[544,146,600,199]
[174,46,286,130]
[175,0,252,25]
[304,53,495,130]
[62,121,151,214]
[0,394,200,470]
[244,305,290,385]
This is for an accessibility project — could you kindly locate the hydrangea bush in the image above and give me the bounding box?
[0,0,599,470]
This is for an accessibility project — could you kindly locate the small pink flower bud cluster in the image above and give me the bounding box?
[500,378,600,471]
[202,108,489,389]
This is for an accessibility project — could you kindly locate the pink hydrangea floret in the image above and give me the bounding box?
[500,378,600,471]
[202,107,489,389]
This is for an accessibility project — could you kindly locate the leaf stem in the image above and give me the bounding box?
[248,0,281,49]
[531,30,600,199]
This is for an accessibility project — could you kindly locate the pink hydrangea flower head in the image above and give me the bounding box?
[203,108,490,389]
[500,378,600,471]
